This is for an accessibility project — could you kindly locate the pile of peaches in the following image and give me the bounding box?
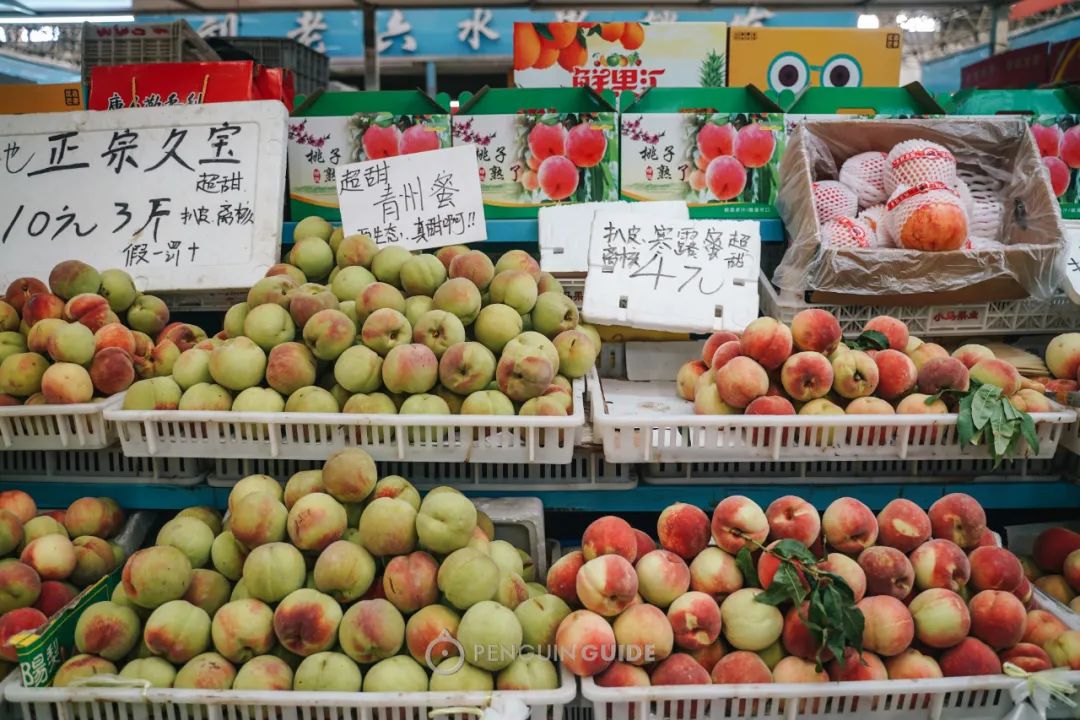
[547,492,1080,687]
[678,310,1050,421]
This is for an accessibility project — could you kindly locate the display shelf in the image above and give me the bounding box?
[759,271,1080,338]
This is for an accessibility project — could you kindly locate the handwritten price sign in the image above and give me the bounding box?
[0,101,286,293]
[583,212,760,333]
[336,144,486,251]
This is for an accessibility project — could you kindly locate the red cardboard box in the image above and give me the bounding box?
[88,61,294,111]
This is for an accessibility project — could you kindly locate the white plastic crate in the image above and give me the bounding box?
[208,446,635,491]
[3,664,576,720]
[0,446,204,485]
[105,373,589,464]
[759,271,1080,339]
[643,457,1063,485]
[0,396,122,452]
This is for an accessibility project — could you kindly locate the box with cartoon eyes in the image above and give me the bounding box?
[727,27,902,107]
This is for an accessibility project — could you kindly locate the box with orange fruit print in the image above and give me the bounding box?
[514,22,728,95]
[453,87,619,218]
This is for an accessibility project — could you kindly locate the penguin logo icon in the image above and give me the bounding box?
[426,629,465,675]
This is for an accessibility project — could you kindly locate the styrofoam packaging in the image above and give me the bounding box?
[884,138,957,195]
[857,204,892,247]
[0,395,122,452]
[811,180,858,224]
[820,216,874,250]
[105,372,589,464]
[838,151,887,208]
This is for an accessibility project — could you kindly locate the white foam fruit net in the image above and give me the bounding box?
[884,139,958,196]
[884,182,969,252]
[812,180,859,224]
[838,151,888,209]
[820,216,875,250]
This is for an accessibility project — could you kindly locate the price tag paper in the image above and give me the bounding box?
[336,144,486,250]
[0,101,287,293]
[583,213,760,333]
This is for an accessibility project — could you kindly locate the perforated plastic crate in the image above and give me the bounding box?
[213,36,329,96]
[0,447,204,485]
[81,20,219,85]
[759,271,1080,338]
[0,396,122,452]
[107,373,589,464]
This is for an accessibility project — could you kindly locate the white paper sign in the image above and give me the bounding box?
[336,144,486,250]
[1063,219,1080,305]
[583,213,760,333]
[538,201,689,273]
[0,101,287,293]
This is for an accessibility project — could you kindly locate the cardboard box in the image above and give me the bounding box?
[0,83,83,115]
[774,118,1065,306]
[287,90,452,221]
[728,27,902,106]
[454,87,619,219]
[945,88,1080,219]
[513,22,727,95]
[619,87,784,218]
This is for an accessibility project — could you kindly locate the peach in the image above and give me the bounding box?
[182,569,230,617]
[338,598,404,664]
[969,358,1022,396]
[876,499,931,553]
[381,551,438,613]
[286,492,347,552]
[1011,388,1054,413]
[744,397,797,442]
[822,497,878,555]
[859,546,914,599]
[0,332,27,364]
[20,534,76,581]
[143,599,211,663]
[173,652,236,690]
[93,322,136,356]
[739,317,792,371]
[125,293,170,336]
[449,250,496,290]
[51,652,119,687]
[0,559,40,613]
[71,536,116,586]
[711,495,768,555]
[694,372,737,415]
[710,340,743,371]
[321,448,377,504]
[233,655,293,691]
[635,550,690,608]
[911,538,971,592]
[711,650,772,683]
[916,357,970,396]
[1045,333,1080,379]
[782,602,828,661]
[577,555,638,616]
[515,593,570,655]
[864,316,909,351]
[820,552,867,602]
[657,503,710,560]
[909,341,949,369]
[122,545,192,608]
[301,308,356,362]
[556,609,617,676]
[4,276,48,314]
[438,547,499,610]
[829,648,887,681]
[157,322,206,353]
[687,640,726,674]
[857,595,914,656]
[74,600,139,661]
[593,661,649,688]
[651,653,710,685]
[1044,629,1080,669]
[873,349,918,400]
[909,588,970,649]
[23,319,61,355]
[676,361,708,401]
[613,602,673,665]
[831,349,879,399]
[702,331,739,367]
[582,515,637,562]
[719,588,780,651]
[0,352,49,397]
[885,648,943,679]
[779,351,833,402]
[230,491,287,549]
[210,599,275,663]
[272,588,342,656]
[66,294,117,332]
[49,260,100,300]
[547,550,585,607]
[666,590,722,651]
[773,655,828,685]
[939,637,1002,676]
[22,292,65,327]
[381,343,439,395]
[791,309,841,355]
[404,604,460,665]
[64,496,112,538]
[1000,642,1052,672]
[89,346,135,395]
[763,497,819,548]
[632,530,656,559]
[0,606,47,662]
[969,546,1023,592]
[0,490,36,523]
[0,513,25,558]
[952,344,995,369]
[969,589,1026,649]
[928,493,986,549]
[1033,527,1080,572]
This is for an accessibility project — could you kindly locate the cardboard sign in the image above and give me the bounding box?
[1064,220,1080,305]
[0,101,287,293]
[538,200,688,273]
[336,144,486,250]
[583,213,760,333]
[88,62,295,112]
[0,84,83,115]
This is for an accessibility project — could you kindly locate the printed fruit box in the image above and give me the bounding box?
[943,88,1080,220]
[619,87,784,219]
[287,90,452,221]
[454,87,619,219]
[782,83,946,129]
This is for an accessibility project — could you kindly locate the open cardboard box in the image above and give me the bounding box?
[774,118,1066,306]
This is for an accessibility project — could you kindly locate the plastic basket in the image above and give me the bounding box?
[759,271,1080,339]
[0,446,205,486]
[2,658,576,720]
[214,36,329,96]
[208,446,635,491]
[0,396,122,452]
[105,373,589,463]
[80,20,219,85]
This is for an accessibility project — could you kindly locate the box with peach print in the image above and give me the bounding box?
[287,90,452,221]
[619,88,785,218]
[453,87,619,219]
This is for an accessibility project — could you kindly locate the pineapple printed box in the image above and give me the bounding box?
[287,91,452,221]
[619,87,785,218]
[513,22,727,95]
[454,87,619,219]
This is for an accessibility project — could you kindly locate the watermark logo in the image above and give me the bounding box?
[424,636,657,673]
[426,630,465,675]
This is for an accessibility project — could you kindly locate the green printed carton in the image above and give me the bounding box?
[782,82,945,123]
[944,87,1080,218]
[14,568,121,687]
[619,86,785,218]
[288,90,453,220]
[453,87,619,218]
